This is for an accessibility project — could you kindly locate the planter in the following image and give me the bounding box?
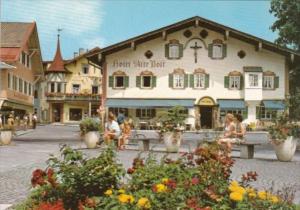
[84,131,99,149]
[272,136,297,162]
[0,130,12,145]
[163,131,182,153]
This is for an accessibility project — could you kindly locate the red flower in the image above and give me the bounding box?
[165,179,177,190]
[36,200,64,210]
[191,177,200,185]
[31,169,47,187]
[152,185,158,192]
[127,168,135,174]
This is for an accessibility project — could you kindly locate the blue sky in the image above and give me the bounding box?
[1,0,277,61]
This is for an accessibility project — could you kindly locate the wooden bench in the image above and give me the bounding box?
[233,142,261,159]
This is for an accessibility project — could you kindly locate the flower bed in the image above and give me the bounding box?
[15,143,296,210]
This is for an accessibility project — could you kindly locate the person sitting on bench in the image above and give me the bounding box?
[233,114,246,143]
[104,112,121,145]
[218,113,236,150]
[118,120,131,150]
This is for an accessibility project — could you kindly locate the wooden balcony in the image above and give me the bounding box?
[45,93,101,101]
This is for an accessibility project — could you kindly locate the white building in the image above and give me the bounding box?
[88,16,300,129]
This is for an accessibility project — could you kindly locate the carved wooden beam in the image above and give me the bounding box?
[255,42,263,51]
[131,41,136,50]
[162,31,167,41]
[224,30,230,40]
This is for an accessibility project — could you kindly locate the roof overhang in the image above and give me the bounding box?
[0,62,16,69]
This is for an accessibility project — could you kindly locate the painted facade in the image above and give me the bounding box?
[89,16,299,129]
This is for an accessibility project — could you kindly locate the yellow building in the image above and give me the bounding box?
[44,35,101,123]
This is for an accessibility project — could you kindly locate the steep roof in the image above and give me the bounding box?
[46,35,67,73]
[87,16,300,64]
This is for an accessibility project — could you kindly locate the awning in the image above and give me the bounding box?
[218,99,246,109]
[106,98,195,108]
[262,100,285,110]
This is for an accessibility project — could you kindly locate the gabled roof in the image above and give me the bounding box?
[64,47,100,65]
[87,16,300,64]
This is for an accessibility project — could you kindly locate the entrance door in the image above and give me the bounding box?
[200,106,212,129]
[52,104,62,122]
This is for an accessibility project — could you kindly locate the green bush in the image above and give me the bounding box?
[79,117,101,136]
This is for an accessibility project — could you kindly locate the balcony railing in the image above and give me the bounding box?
[45,93,101,101]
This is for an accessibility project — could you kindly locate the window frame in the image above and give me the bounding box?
[82,64,89,75]
[72,84,80,93]
[19,78,23,93]
[141,75,152,89]
[248,73,259,88]
[263,75,274,89]
[169,43,180,59]
[114,75,125,89]
[194,73,206,89]
[173,74,185,89]
[260,106,275,120]
[229,75,241,90]
[212,43,223,59]
[92,86,99,94]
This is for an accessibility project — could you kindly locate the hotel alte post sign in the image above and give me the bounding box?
[198,97,215,106]
[112,60,166,68]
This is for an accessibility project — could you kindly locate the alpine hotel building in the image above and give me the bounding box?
[88,16,300,129]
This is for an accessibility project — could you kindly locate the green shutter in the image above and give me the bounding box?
[165,44,170,58]
[179,44,183,58]
[222,44,227,58]
[169,74,173,88]
[274,76,279,89]
[189,74,194,88]
[152,76,157,88]
[242,108,248,120]
[124,76,129,88]
[256,106,260,119]
[184,74,189,88]
[136,109,141,118]
[136,76,141,88]
[205,74,210,88]
[240,75,244,90]
[208,44,213,58]
[224,76,229,88]
[109,76,114,87]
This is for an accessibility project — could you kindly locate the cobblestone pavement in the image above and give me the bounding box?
[1,125,300,206]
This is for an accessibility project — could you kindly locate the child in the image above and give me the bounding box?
[118,120,131,150]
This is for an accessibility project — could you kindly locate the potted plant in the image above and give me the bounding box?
[268,113,300,161]
[155,106,187,152]
[0,125,13,145]
[80,118,101,149]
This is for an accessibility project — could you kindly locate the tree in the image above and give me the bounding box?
[270,0,300,120]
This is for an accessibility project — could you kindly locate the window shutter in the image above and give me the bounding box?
[184,74,189,88]
[151,109,156,118]
[165,44,170,59]
[136,76,141,88]
[168,74,173,88]
[222,44,227,58]
[152,76,157,88]
[256,106,260,119]
[109,76,114,87]
[224,76,229,88]
[124,76,129,88]
[179,44,183,58]
[243,108,248,120]
[240,75,244,90]
[136,109,141,118]
[208,44,213,58]
[189,74,194,88]
[274,76,279,89]
[205,74,210,88]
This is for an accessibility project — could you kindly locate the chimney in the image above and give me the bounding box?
[79,48,85,55]
[74,52,78,58]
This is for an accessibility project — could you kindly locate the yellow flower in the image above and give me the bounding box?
[104,189,113,196]
[156,184,167,193]
[162,178,169,183]
[228,181,241,192]
[118,189,125,194]
[230,192,243,202]
[257,191,268,200]
[118,194,135,204]
[248,192,256,198]
[271,195,279,203]
[235,186,246,195]
[137,197,151,209]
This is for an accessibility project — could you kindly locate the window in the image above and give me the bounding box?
[115,76,124,88]
[263,76,274,89]
[69,108,82,121]
[24,81,28,94]
[142,76,152,88]
[229,76,240,89]
[194,74,205,88]
[21,52,26,65]
[220,109,247,122]
[29,84,32,96]
[260,107,274,120]
[72,84,80,93]
[82,64,89,74]
[57,83,61,93]
[249,74,259,87]
[108,108,128,117]
[26,54,30,68]
[8,73,12,89]
[173,74,184,88]
[13,76,17,91]
[169,44,180,59]
[136,108,155,119]
[19,78,23,93]
[165,40,183,59]
[92,86,98,94]
[212,44,223,58]
[34,90,38,98]
[50,83,55,93]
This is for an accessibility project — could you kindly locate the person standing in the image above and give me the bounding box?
[117,109,125,125]
[32,113,37,129]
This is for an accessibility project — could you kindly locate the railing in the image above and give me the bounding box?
[45,93,101,101]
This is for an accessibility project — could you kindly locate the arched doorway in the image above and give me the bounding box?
[197,97,216,129]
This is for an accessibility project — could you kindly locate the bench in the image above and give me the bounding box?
[233,142,261,159]
[129,134,158,151]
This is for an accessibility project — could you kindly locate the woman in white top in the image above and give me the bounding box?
[218,113,236,150]
[104,112,121,144]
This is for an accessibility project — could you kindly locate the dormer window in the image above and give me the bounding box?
[208,39,227,59]
[165,39,183,59]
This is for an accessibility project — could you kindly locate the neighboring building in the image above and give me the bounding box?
[0,22,44,121]
[88,16,300,129]
[43,35,101,123]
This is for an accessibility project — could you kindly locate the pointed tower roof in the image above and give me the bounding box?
[46,34,66,73]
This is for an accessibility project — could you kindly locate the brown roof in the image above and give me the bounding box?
[87,16,300,64]
[46,35,67,73]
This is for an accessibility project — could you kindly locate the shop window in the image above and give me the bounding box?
[69,108,82,121]
[72,84,80,93]
[108,107,128,117]
[260,106,276,120]
[136,108,156,119]
[220,109,248,122]
[92,86,98,94]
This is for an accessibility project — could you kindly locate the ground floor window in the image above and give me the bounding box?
[136,108,156,119]
[108,107,128,117]
[258,106,278,120]
[69,108,82,121]
[220,109,248,122]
